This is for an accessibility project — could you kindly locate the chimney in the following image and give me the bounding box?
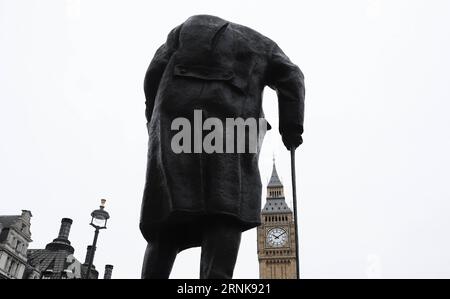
[57,218,73,241]
[103,265,113,279]
[46,218,74,253]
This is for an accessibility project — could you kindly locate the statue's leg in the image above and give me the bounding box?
[199,218,242,279]
[141,236,178,279]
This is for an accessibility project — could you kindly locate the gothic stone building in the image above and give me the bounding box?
[0,213,113,279]
[257,162,297,279]
[26,218,100,279]
[0,210,33,279]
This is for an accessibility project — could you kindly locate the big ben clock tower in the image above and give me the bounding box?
[257,161,297,279]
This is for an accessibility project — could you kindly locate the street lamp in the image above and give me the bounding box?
[85,199,110,279]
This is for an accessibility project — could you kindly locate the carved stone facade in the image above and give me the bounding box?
[257,162,297,279]
[0,210,33,279]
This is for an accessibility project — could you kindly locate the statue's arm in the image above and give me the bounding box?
[266,43,305,150]
[144,25,182,122]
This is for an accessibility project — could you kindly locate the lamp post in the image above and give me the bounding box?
[85,199,110,279]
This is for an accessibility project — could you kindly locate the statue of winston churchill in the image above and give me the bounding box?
[140,15,305,279]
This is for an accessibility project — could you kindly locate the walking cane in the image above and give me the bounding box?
[290,146,300,279]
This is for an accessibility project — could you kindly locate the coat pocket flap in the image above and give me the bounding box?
[174,64,234,81]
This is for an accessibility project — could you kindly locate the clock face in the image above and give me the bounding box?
[266,227,288,248]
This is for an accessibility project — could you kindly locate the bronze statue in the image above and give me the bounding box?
[140,15,305,279]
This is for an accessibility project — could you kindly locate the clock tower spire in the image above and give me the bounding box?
[257,159,298,279]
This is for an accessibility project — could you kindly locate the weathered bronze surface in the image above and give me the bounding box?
[141,15,305,278]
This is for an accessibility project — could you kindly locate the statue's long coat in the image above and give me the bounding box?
[140,15,305,248]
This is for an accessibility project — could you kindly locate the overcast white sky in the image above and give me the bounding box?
[1,0,450,279]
